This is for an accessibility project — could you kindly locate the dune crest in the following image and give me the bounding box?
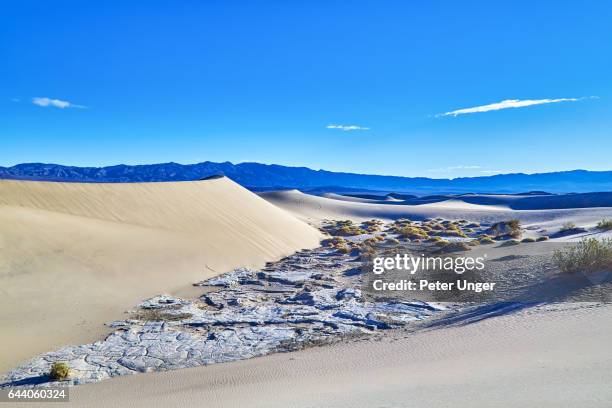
[0,177,321,372]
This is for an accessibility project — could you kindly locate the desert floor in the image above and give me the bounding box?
[67,302,612,408]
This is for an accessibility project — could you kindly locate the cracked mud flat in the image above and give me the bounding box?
[1,224,458,388]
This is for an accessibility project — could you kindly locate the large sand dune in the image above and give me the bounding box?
[0,178,321,372]
[260,189,612,231]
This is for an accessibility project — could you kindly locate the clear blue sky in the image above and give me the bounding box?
[1,0,611,178]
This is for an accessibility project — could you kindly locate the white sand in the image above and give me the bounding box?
[67,303,612,408]
[0,178,321,372]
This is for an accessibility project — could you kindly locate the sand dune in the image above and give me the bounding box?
[260,189,612,232]
[68,304,612,408]
[0,178,321,372]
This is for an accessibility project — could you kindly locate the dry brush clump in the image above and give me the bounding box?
[597,218,612,231]
[325,220,367,236]
[49,362,70,381]
[500,239,520,247]
[537,236,550,241]
[553,238,612,274]
[521,237,536,243]
[479,236,495,244]
[435,241,471,253]
[560,222,577,232]
[489,219,522,239]
[396,226,430,240]
[361,219,384,232]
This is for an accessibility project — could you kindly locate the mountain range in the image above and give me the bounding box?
[1,162,612,194]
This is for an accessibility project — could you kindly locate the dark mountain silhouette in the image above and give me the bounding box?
[1,162,612,194]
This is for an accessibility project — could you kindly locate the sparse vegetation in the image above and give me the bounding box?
[479,236,495,244]
[394,226,429,240]
[553,238,612,274]
[489,219,522,238]
[521,237,536,243]
[49,362,70,381]
[325,220,366,236]
[436,241,471,253]
[597,218,612,231]
[537,236,550,241]
[560,222,576,232]
[500,239,520,247]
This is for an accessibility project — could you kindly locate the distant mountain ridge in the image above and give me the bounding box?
[1,162,612,194]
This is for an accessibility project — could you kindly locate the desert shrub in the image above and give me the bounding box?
[49,362,70,381]
[500,239,520,247]
[396,226,429,240]
[490,219,521,238]
[385,238,400,245]
[434,239,450,247]
[479,237,495,244]
[536,236,550,241]
[323,237,346,247]
[436,241,471,252]
[467,239,481,246]
[427,236,444,242]
[359,247,377,261]
[442,229,467,238]
[560,222,576,232]
[553,238,612,274]
[521,237,536,243]
[362,237,380,246]
[597,218,612,231]
[336,245,351,254]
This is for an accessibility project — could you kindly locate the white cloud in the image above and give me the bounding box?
[327,124,370,131]
[32,97,86,109]
[437,97,596,117]
[427,165,482,173]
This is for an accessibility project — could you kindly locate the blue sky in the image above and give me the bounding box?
[1,0,611,178]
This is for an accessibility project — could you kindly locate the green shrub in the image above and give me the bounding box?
[553,238,612,274]
[521,237,536,243]
[49,362,70,381]
[597,218,612,231]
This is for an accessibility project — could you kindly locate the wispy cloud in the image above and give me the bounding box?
[437,96,596,117]
[427,165,482,173]
[326,124,370,131]
[32,97,86,109]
